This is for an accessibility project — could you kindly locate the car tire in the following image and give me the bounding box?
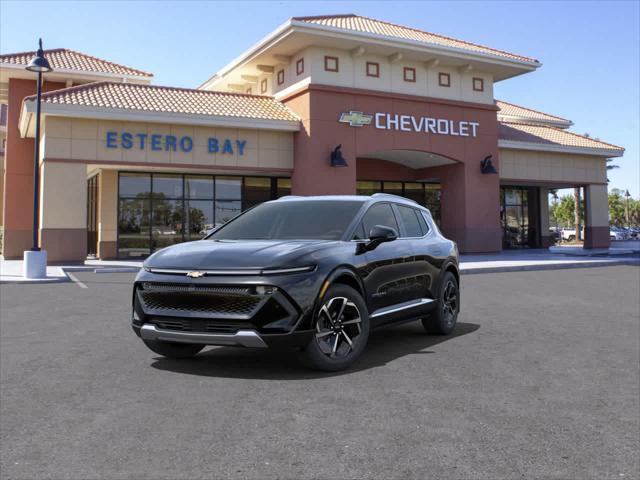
[567,235,575,242]
[142,339,205,358]
[422,271,459,335]
[298,284,370,372]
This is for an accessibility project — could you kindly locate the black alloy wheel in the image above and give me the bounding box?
[422,271,459,335]
[299,284,370,371]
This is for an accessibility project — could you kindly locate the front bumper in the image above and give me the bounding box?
[139,324,268,348]
[131,270,321,349]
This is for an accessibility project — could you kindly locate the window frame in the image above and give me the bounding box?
[366,61,380,78]
[403,67,416,83]
[438,72,451,87]
[260,78,268,94]
[324,55,339,72]
[357,201,400,240]
[296,58,304,75]
[472,77,484,92]
[277,69,285,85]
[393,203,428,238]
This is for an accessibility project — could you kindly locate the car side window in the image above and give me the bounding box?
[362,203,399,238]
[416,210,429,235]
[396,205,423,237]
[352,222,366,240]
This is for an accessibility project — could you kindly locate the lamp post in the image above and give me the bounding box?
[23,39,52,279]
[625,189,631,230]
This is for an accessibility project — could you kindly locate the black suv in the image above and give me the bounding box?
[131,194,460,371]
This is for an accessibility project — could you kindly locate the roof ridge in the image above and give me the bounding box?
[61,48,153,77]
[292,13,356,21]
[297,14,538,63]
[0,48,153,77]
[0,47,66,59]
[496,99,571,123]
[500,121,624,151]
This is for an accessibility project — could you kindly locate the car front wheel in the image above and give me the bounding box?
[422,271,459,335]
[298,284,370,371]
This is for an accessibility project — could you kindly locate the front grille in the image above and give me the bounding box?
[137,282,270,320]
[151,317,239,334]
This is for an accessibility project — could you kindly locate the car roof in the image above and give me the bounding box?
[274,193,425,209]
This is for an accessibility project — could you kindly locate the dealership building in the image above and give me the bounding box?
[0,14,624,261]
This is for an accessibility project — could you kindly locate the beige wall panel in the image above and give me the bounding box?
[71,138,98,161]
[499,149,609,184]
[258,131,280,150]
[97,140,122,161]
[585,184,609,227]
[45,117,72,138]
[98,170,118,242]
[71,119,98,140]
[241,148,259,167]
[39,162,86,229]
[44,137,71,158]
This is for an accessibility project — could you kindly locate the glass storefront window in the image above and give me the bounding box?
[117,173,289,258]
[501,186,538,249]
[356,181,382,196]
[403,182,424,205]
[216,177,241,200]
[276,178,291,198]
[382,181,403,197]
[185,176,214,199]
[243,177,272,210]
[118,197,151,258]
[153,174,183,198]
[215,200,242,226]
[119,173,151,197]
[186,200,214,239]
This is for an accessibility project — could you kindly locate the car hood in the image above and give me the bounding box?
[144,239,338,270]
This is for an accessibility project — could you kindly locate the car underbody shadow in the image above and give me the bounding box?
[149,321,480,380]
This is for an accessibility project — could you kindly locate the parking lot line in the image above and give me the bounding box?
[66,272,88,289]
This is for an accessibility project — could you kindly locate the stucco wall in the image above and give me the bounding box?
[499,148,607,184]
[42,117,294,171]
[273,46,494,105]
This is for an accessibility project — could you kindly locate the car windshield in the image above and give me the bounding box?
[208,200,364,241]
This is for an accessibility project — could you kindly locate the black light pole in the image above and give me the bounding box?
[25,39,52,251]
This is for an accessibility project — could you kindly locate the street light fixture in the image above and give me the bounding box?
[624,189,631,229]
[23,39,53,279]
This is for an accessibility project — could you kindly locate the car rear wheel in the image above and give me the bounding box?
[299,284,369,371]
[422,272,459,335]
[142,339,205,358]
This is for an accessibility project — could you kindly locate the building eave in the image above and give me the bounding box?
[497,114,573,129]
[0,61,153,83]
[498,139,624,158]
[19,100,301,138]
[199,18,540,89]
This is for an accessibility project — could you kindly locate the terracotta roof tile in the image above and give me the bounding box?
[499,122,623,153]
[0,48,152,78]
[27,82,299,122]
[496,100,571,126]
[293,14,538,64]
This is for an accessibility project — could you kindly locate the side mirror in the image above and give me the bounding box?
[363,225,398,252]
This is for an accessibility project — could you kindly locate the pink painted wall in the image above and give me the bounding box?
[283,84,502,253]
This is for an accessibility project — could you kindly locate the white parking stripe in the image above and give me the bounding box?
[66,272,88,289]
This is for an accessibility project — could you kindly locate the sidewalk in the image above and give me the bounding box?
[2,249,638,284]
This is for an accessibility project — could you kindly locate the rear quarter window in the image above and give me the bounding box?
[396,205,424,237]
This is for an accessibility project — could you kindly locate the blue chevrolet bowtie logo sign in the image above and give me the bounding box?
[338,111,373,127]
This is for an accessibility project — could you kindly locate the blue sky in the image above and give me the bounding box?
[1,0,638,196]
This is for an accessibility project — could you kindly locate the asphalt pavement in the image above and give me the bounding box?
[1,266,638,479]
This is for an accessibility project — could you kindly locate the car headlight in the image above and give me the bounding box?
[261,265,316,275]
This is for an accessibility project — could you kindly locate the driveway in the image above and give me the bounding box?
[1,266,638,479]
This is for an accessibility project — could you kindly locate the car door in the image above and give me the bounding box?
[393,204,440,301]
[358,202,414,314]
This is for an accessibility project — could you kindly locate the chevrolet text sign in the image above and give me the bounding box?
[339,111,479,137]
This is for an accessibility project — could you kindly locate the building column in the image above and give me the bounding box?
[584,184,610,249]
[285,91,357,195]
[2,78,66,259]
[539,187,553,247]
[39,161,87,262]
[98,170,118,259]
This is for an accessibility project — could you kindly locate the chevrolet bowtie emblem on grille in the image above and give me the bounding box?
[186,271,206,278]
[339,111,373,127]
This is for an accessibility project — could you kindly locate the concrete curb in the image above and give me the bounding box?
[461,258,640,275]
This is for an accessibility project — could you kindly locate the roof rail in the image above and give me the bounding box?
[371,193,418,204]
[276,195,302,200]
